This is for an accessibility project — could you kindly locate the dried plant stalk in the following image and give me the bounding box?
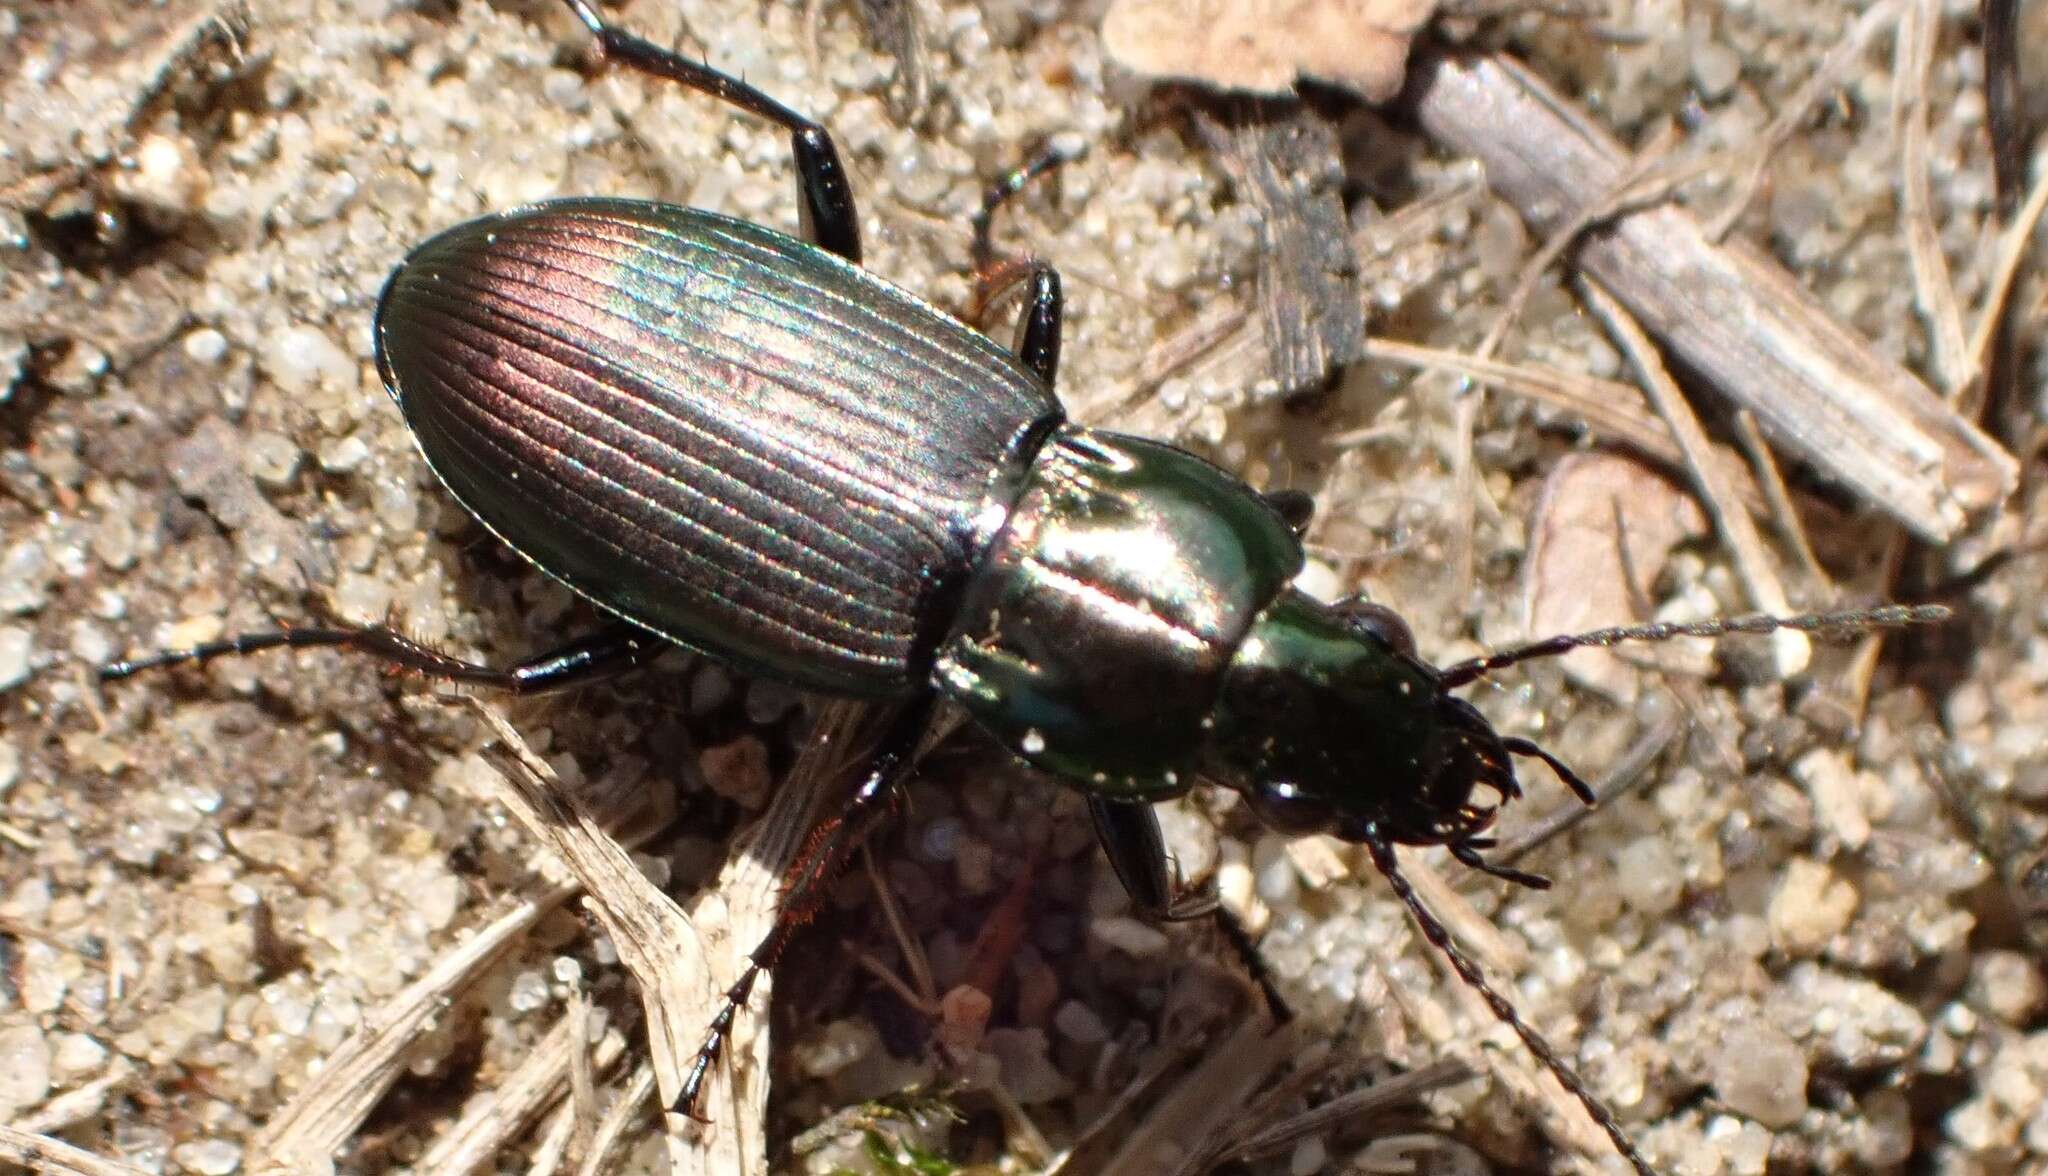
[1407,47,2016,543]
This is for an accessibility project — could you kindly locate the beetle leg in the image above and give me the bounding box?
[675,692,936,1121]
[986,263,1062,387]
[558,0,863,263]
[1259,488,1315,535]
[967,141,1078,385]
[100,620,667,696]
[1089,796,1295,1021]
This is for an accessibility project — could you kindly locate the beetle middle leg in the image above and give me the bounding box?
[968,140,1084,385]
[558,0,863,262]
[100,619,667,696]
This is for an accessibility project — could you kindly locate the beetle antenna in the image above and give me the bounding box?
[1363,837,1655,1176]
[1437,604,1950,689]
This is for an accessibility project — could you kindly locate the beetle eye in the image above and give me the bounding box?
[1248,779,1331,835]
[1336,599,1416,657]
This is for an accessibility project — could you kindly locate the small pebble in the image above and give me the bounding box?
[0,541,50,615]
[266,324,354,393]
[0,626,33,691]
[795,1018,877,1079]
[1968,950,2045,1024]
[700,735,771,809]
[243,431,302,488]
[1090,916,1168,957]
[1052,998,1108,1045]
[318,435,371,474]
[0,738,19,795]
[937,984,992,1055]
[1768,857,1857,953]
[170,1138,241,1176]
[182,328,229,365]
[985,1027,1071,1103]
[0,1023,52,1115]
[1617,836,1684,917]
[1711,1022,1808,1127]
[1691,41,1742,100]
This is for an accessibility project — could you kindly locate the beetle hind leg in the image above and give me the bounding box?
[674,693,936,1120]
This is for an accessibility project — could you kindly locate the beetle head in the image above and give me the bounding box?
[1203,592,1561,879]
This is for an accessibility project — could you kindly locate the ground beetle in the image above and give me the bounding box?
[102,2,1949,1169]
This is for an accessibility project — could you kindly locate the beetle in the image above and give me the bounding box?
[99,2,1948,1170]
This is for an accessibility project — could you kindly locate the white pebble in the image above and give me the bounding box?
[0,626,33,691]
[0,1023,52,1115]
[182,328,229,365]
[1711,1022,1808,1127]
[170,1138,242,1176]
[267,324,355,393]
[318,434,371,473]
[1090,916,1169,957]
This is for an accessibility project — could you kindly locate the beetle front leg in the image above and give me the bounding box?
[559,0,862,263]
[1089,796,1294,1021]
[675,692,936,1120]
[101,620,667,696]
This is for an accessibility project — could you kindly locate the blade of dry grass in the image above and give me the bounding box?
[1102,1016,1300,1176]
[576,1063,659,1176]
[249,884,577,1169]
[1895,0,1971,389]
[0,1125,152,1176]
[412,1011,626,1173]
[1581,278,1808,675]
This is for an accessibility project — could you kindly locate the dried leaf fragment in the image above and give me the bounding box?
[1102,0,1435,103]
[1524,453,1708,700]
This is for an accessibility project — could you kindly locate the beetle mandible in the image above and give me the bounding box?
[101,3,1950,1170]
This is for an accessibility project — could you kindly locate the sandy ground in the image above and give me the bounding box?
[3,0,2046,1173]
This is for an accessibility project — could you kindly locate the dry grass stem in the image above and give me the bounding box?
[1110,1016,1300,1176]
[1215,1059,1474,1165]
[470,696,858,1176]
[1409,47,2016,541]
[1704,0,1903,240]
[1959,164,2048,402]
[1732,409,1832,592]
[12,1066,134,1137]
[1581,279,1808,674]
[250,885,578,1169]
[1894,0,1970,389]
[0,1125,153,1176]
[1362,338,1772,518]
[413,1011,626,1173]
[1402,849,1526,974]
[576,1063,659,1176]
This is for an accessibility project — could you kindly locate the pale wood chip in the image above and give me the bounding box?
[1102,0,1434,102]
